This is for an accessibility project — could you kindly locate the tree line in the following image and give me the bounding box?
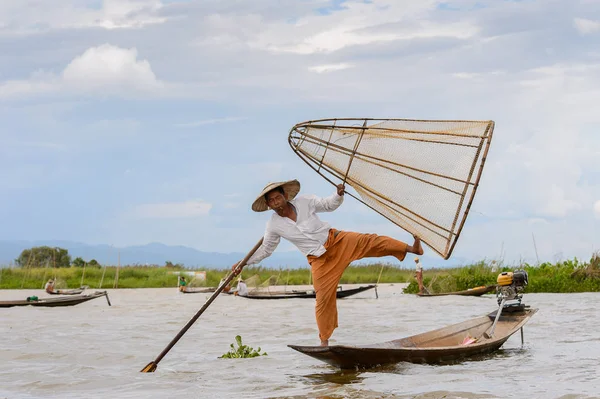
[16,246,99,268]
[15,246,183,268]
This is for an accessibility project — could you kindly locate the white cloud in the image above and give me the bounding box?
[594,200,600,219]
[94,0,166,30]
[540,184,582,218]
[574,18,600,35]
[0,44,162,99]
[0,0,166,34]
[62,44,160,90]
[0,79,56,98]
[258,17,477,54]
[452,71,505,80]
[308,63,353,73]
[131,200,212,219]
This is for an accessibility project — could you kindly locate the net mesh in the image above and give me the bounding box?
[243,274,262,288]
[288,118,494,259]
[259,275,280,288]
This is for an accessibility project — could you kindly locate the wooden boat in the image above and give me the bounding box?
[0,291,111,308]
[47,288,85,295]
[416,285,496,297]
[240,285,376,300]
[180,287,216,294]
[289,307,537,369]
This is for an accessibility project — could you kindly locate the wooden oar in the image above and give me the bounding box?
[140,238,264,373]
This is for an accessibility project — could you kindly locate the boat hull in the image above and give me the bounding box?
[47,288,85,295]
[181,287,216,294]
[0,291,110,308]
[241,285,376,300]
[289,308,537,369]
[417,285,496,297]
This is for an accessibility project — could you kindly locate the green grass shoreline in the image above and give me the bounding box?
[1,256,599,293]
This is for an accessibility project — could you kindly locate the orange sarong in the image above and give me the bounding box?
[307,229,408,342]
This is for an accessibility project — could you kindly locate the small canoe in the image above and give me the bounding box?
[47,288,85,295]
[416,285,496,297]
[289,307,537,369]
[181,287,216,294]
[0,291,111,308]
[240,285,376,300]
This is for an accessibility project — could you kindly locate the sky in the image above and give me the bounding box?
[0,0,599,266]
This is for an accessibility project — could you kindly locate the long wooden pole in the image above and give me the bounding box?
[99,264,107,289]
[40,259,49,289]
[113,251,120,289]
[80,262,87,287]
[21,252,34,289]
[374,264,386,299]
[53,248,57,281]
[532,233,540,265]
[140,238,263,373]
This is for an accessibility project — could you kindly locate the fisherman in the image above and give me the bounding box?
[178,276,187,292]
[44,279,55,294]
[491,260,498,273]
[235,279,248,297]
[414,257,424,294]
[232,179,423,346]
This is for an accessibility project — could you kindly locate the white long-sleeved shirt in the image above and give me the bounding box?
[415,261,423,272]
[237,281,248,296]
[246,192,344,265]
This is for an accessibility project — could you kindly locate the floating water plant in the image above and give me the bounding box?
[220,335,267,359]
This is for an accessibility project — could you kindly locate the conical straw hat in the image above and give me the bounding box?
[251,179,301,212]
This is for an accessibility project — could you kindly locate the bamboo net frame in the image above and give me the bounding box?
[288,118,494,259]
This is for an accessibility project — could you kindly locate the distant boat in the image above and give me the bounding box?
[180,287,217,294]
[289,307,537,369]
[416,285,496,297]
[0,291,111,308]
[239,285,376,300]
[47,287,86,295]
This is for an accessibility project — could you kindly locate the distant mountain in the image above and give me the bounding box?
[0,240,468,269]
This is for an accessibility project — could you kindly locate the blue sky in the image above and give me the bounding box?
[0,0,599,265]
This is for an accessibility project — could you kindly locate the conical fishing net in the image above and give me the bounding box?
[289,118,494,259]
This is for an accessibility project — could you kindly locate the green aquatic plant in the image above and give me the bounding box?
[219,335,267,359]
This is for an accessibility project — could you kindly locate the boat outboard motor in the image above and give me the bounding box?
[483,270,530,340]
[483,270,529,343]
[495,270,528,310]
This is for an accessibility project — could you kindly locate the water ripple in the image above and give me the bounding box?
[0,288,599,399]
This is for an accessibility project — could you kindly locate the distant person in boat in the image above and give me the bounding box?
[178,276,187,292]
[232,179,424,346]
[45,279,55,294]
[414,257,424,294]
[234,279,248,297]
[491,260,498,273]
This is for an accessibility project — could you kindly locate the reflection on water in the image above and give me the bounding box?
[1,287,599,399]
[300,370,364,385]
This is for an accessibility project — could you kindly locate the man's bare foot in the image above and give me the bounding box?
[320,340,329,347]
[412,235,424,255]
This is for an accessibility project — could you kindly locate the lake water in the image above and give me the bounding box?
[1,285,599,399]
